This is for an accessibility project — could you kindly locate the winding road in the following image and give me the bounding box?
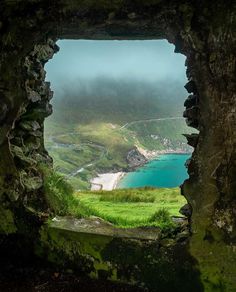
[119,116,183,130]
[68,143,107,178]
[47,116,184,178]
[47,132,107,178]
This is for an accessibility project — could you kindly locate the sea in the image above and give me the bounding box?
[118,154,190,188]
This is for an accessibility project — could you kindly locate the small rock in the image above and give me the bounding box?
[184,94,198,108]
[184,158,191,168]
[10,145,36,166]
[160,238,176,247]
[184,80,197,93]
[183,133,199,147]
[19,120,40,131]
[27,90,41,102]
[128,12,137,19]
[179,204,192,218]
[175,230,190,242]
[0,102,8,124]
[183,106,199,120]
[185,117,199,129]
[21,175,43,191]
[127,148,147,168]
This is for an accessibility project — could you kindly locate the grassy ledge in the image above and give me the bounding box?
[41,169,186,230]
[73,187,186,229]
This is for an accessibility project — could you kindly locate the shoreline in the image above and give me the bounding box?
[90,172,126,191]
[90,151,191,191]
[136,145,191,161]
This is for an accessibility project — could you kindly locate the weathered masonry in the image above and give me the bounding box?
[0,1,236,291]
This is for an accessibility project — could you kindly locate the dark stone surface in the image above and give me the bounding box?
[0,1,236,290]
[179,203,192,218]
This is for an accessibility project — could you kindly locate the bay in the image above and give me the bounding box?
[118,154,190,188]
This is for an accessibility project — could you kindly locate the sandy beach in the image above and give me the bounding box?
[90,172,125,191]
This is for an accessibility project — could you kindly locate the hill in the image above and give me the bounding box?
[45,78,194,189]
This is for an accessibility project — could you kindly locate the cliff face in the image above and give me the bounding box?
[127,148,148,169]
[0,0,236,290]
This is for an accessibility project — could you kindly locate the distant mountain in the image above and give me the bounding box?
[51,77,186,124]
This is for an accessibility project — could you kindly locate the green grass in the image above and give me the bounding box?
[149,208,173,229]
[41,167,78,215]
[41,169,186,230]
[73,187,186,229]
[99,189,155,203]
[44,121,135,190]
[45,101,194,190]
[45,118,193,190]
[128,119,193,151]
[44,82,195,191]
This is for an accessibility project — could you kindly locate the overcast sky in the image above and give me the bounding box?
[45,39,187,97]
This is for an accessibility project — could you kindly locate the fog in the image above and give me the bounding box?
[45,40,187,107]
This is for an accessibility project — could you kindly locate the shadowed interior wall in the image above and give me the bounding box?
[0,1,236,290]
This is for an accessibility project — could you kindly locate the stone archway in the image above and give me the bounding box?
[0,1,236,290]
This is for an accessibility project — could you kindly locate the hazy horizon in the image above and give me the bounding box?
[45,40,187,105]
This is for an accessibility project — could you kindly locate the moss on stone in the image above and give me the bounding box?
[35,217,203,290]
[1,2,236,291]
[37,222,116,278]
[190,222,236,291]
[0,206,17,234]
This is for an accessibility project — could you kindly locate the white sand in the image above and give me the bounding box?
[90,172,125,191]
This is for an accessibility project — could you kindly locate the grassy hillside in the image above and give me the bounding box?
[42,169,186,230]
[73,187,187,228]
[45,121,136,189]
[45,118,192,190]
[128,119,191,151]
[50,78,186,125]
[45,78,194,190]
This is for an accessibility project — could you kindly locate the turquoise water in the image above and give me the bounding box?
[118,154,190,188]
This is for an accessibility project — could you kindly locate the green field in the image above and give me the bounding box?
[72,187,187,228]
[42,168,187,230]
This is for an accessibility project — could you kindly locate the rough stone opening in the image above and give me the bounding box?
[44,39,191,184]
[43,39,192,232]
[1,35,197,290]
[1,2,236,291]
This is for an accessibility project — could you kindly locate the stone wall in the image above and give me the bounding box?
[37,216,203,291]
[0,1,236,290]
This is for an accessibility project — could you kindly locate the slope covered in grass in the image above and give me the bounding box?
[44,77,194,190]
[73,187,187,228]
[41,168,186,230]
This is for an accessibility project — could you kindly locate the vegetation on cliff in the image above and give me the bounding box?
[41,168,186,229]
[45,102,192,190]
